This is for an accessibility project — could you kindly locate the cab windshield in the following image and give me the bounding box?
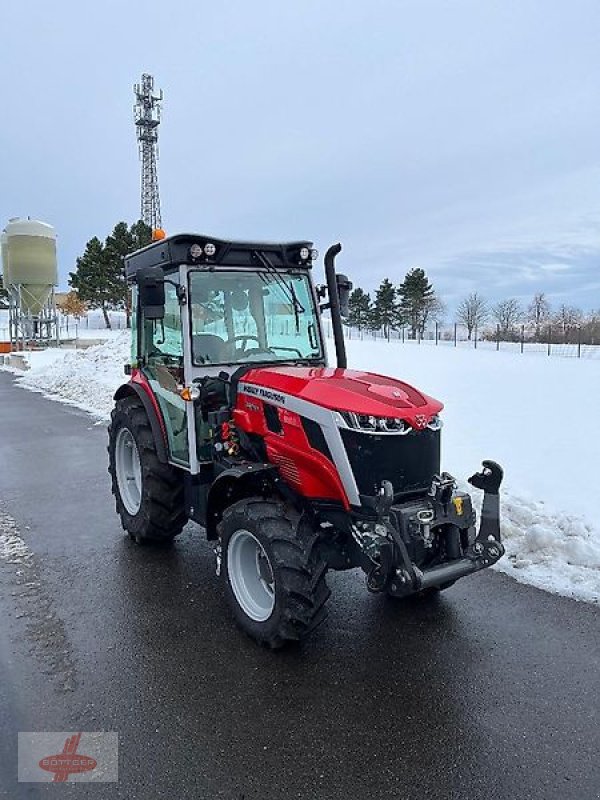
[189,270,323,366]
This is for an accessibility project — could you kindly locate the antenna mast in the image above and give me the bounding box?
[133,73,163,229]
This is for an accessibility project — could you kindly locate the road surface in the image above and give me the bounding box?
[1,370,599,799]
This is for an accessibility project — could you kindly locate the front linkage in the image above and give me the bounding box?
[365,460,505,597]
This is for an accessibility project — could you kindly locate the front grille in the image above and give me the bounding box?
[340,427,440,498]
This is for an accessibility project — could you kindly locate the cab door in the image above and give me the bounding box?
[141,279,190,468]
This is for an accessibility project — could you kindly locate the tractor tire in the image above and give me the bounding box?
[219,498,330,649]
[108,395,187,545]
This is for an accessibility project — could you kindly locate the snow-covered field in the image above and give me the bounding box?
[1,332,599,605]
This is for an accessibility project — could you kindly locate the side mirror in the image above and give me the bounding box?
[336,273,353,318]
[138,266,165,320]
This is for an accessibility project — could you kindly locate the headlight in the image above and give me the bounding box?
[335,410,442,434]
[427,414,443,431]
[335,411,412,435]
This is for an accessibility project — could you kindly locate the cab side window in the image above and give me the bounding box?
[142,280,189,467]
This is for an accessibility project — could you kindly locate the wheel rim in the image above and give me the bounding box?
[115,427,142,516]
[227,529,275,622]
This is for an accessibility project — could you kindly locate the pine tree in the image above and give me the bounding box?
[104,220,152,328]
[69,237,116,329]
[70,221,153,329]
[347,288,372,330]
[373,278,400,340]
[397,268,434,339]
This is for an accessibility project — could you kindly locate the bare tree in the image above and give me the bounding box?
[491,298,522,335]
[455,292,489,340]
[527,293,551,339]
[553,304,583,342]
[420,294,446,334]
[583,309,600,345]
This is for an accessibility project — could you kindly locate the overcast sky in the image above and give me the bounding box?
[1,0,599,311]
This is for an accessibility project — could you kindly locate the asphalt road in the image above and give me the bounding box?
[1,370,599,800]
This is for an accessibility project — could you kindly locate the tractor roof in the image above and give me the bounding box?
[125,234,315,281]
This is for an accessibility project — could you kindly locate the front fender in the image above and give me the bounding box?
[205,463,279,540]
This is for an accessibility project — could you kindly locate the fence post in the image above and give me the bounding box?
[548,326,551,356]
[454,323,457,347]
[520,324,524,354]
[496,325,500,351]
[578,326,581,358]
[474,326,478,349]
[435,322,439,345]
[402,327,405,343]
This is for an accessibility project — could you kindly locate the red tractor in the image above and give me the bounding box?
[108,235,504,648]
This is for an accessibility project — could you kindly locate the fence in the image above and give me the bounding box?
[329,322,600,361]
[0,308,128,347]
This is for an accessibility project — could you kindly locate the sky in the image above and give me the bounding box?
[1,0,599,313]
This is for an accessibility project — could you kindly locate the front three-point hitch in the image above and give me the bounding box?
[366,461,504,597]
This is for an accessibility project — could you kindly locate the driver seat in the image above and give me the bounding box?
[193,334,227,364]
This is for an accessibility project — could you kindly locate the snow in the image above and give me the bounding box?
[15,332,129,419]
[0,508,33,565]
[1,331,599,604]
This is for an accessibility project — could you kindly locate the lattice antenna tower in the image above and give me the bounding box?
[133,73,163,229]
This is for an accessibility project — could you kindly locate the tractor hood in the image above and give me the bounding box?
[238,366,443,424]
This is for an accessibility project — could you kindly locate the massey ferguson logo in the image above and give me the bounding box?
[414,414,429,430]
[240,383,285,406]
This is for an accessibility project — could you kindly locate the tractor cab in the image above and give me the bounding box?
[124,234,348,472]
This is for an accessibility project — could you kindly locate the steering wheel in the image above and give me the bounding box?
[230,334,260,352]
[230,334,275,359]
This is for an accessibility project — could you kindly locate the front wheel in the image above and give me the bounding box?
[219,498,330,648]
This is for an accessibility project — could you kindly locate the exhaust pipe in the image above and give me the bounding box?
[324,243,347,369]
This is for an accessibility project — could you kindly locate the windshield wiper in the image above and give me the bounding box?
[253,250,306,328]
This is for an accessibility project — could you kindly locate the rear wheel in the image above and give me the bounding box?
[108,395,187,544]
[219,498,330,648]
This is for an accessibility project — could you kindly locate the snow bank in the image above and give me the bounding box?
[16,332,129,419]
[2,332,599,604]
[496,492,600,603]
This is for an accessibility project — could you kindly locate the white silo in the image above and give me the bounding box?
[3,218,59,347]
[1,231,9,286]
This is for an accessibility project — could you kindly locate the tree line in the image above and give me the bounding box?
[454,291,600,344]
[65,229,599,344]
[349,275,600,346]
[347,268,445,340]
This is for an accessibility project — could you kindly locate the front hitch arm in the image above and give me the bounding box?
[467,460,504,566]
